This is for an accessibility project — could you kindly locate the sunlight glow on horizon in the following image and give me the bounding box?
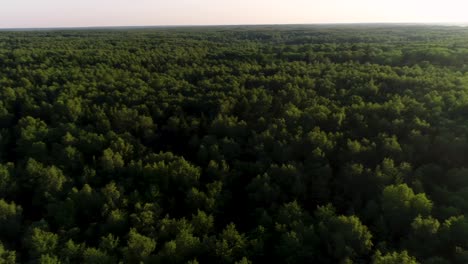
[0,0,467,28]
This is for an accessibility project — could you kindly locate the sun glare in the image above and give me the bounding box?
[0,0,467,28]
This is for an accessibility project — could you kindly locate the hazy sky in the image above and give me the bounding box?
[0,0,467,28]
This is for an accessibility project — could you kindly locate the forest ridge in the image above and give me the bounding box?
[0,25,468,263]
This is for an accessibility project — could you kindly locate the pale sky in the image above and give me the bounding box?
[0,0,467,28]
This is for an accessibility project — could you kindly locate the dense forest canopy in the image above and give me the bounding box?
[1,25,468,263]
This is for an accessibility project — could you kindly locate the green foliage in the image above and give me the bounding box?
[26,228,59,259]
[213,223,247,263]
[315,204,373,262]
[1,25,468,263]
[59,240,85,264]
[0,163,14,197]
[123,228,156,263]
[191,210,214,236]
[373,250,418,264]
[21,158,67,203]
[381,184,433,240]
[38,254,61,264]
[83,248,115,264]
[274,201,316,263]
[0,242,16,264]
[157,228,201,263]
[0,199,22,241]
[406,216,440,257]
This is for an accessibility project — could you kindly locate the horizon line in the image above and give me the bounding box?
[1,21,468,31]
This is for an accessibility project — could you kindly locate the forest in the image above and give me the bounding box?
[1,24,468,263]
